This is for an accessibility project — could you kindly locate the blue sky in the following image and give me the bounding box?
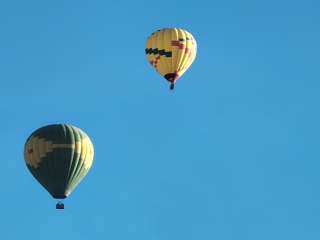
[1,0,320,239]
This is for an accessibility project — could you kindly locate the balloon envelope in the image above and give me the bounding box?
[24,124,94,199]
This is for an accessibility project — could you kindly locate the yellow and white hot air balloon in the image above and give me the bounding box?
[145,28,197,90]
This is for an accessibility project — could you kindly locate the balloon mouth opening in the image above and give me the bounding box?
[53,194,67,199]
[164,73,179,83]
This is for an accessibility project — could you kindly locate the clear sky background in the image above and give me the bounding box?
[0,0,320,239]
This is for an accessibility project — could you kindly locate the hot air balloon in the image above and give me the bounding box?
[145,28,197,90]
[24,124,94,209]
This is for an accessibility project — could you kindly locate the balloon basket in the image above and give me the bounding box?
[56,202,64,209]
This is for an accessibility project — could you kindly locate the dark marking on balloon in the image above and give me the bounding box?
[150,56,161,69]
[145,48,172,57]
[171,40,185,49]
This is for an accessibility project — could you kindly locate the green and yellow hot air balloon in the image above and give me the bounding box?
[145,28,197,90]
[24,124,94,209]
